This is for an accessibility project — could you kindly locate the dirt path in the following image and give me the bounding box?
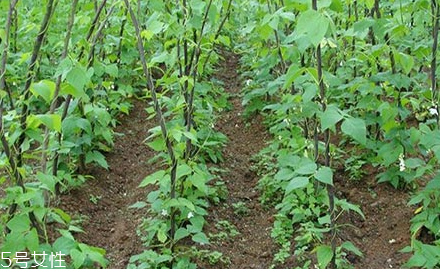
[59,100,156,268]
[198,51,276,269]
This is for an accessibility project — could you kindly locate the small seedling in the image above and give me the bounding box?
[195,250,231,266]
[209,220,240,242]
[89,194,102,205]
[232,201,249,216]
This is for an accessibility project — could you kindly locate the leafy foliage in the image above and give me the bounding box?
[3,0,440,268]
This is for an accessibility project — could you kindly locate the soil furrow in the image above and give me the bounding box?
[199,51,276,269]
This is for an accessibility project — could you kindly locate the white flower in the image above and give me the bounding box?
[399,154,405,172]
[429,107,438,116]
[245,79,252,86]
[187,212,194,219]
[161,209,168,217]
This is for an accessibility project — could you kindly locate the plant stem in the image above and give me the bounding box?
[267,0,286,73]
[123,0,179,241]
[201,0,233,72]
[184,0,213,160]
[41,0,78,175]
[312,0,336,268]
[0,0,18,109]
[432,0,440,126]
[88,4,116,67]
[78,0,108,60]
[16,0,56,167]
[8,0,55,238]
[0,0,20,189]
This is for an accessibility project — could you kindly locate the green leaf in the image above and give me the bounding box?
[66,65,88,93]
[141,30,154,40]
[314,167,333,185]
[275,168,294,181]
[192,232,210,245]
[70,249,86,269]
[62,116,92,135]
[188,172,208,194]
[144,12,165,40]
[37,114,62,132]
[190,0,206,14]
[405,252,426,267]
[341,117,367,145]
[37,172,58,194]
[177,164,192,179]
[53,235,75,255]
[78,244,108,267]
[183,131,197,143]
[286,177,309,193]
[157,227,167,243]
[0,89,7,99]
[61,83,88,101]
[365,0,375,9]
[177,198,195,211]
[352,18,375,39]
[296,159,317,175]
[85,150,109,169]
[166,198,195,211]
[318,214,331,225]
[139,170,166,187]
[174,228,190,242]
[396,52,414,75]
[320,105,343,131]
[30,80,56,104]
[0,29,6,43]
[295,10,330,48]
[377,142,403,166]
[25,228,39,252]
[53,208,72,223]
[190,215,205,232]
[316,245,333,269]
[336,198,365,219]
[147,137,166,151]
[341,241,362,257]
[7,214,30,233]
[105,64,118,77]
[329,0,343,12]
[128,201,148,209]
[283,65,303,89]
[151,51,169,65]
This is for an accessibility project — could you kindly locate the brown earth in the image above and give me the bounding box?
[194,51,276,269]
[55,51,414,269]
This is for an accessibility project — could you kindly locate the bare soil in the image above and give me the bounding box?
[195,51,276,269]
[56,51,414,269]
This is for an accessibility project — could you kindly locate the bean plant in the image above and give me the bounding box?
[2,0,440,268]
[0,0,139,268]
[237,0,440,268]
